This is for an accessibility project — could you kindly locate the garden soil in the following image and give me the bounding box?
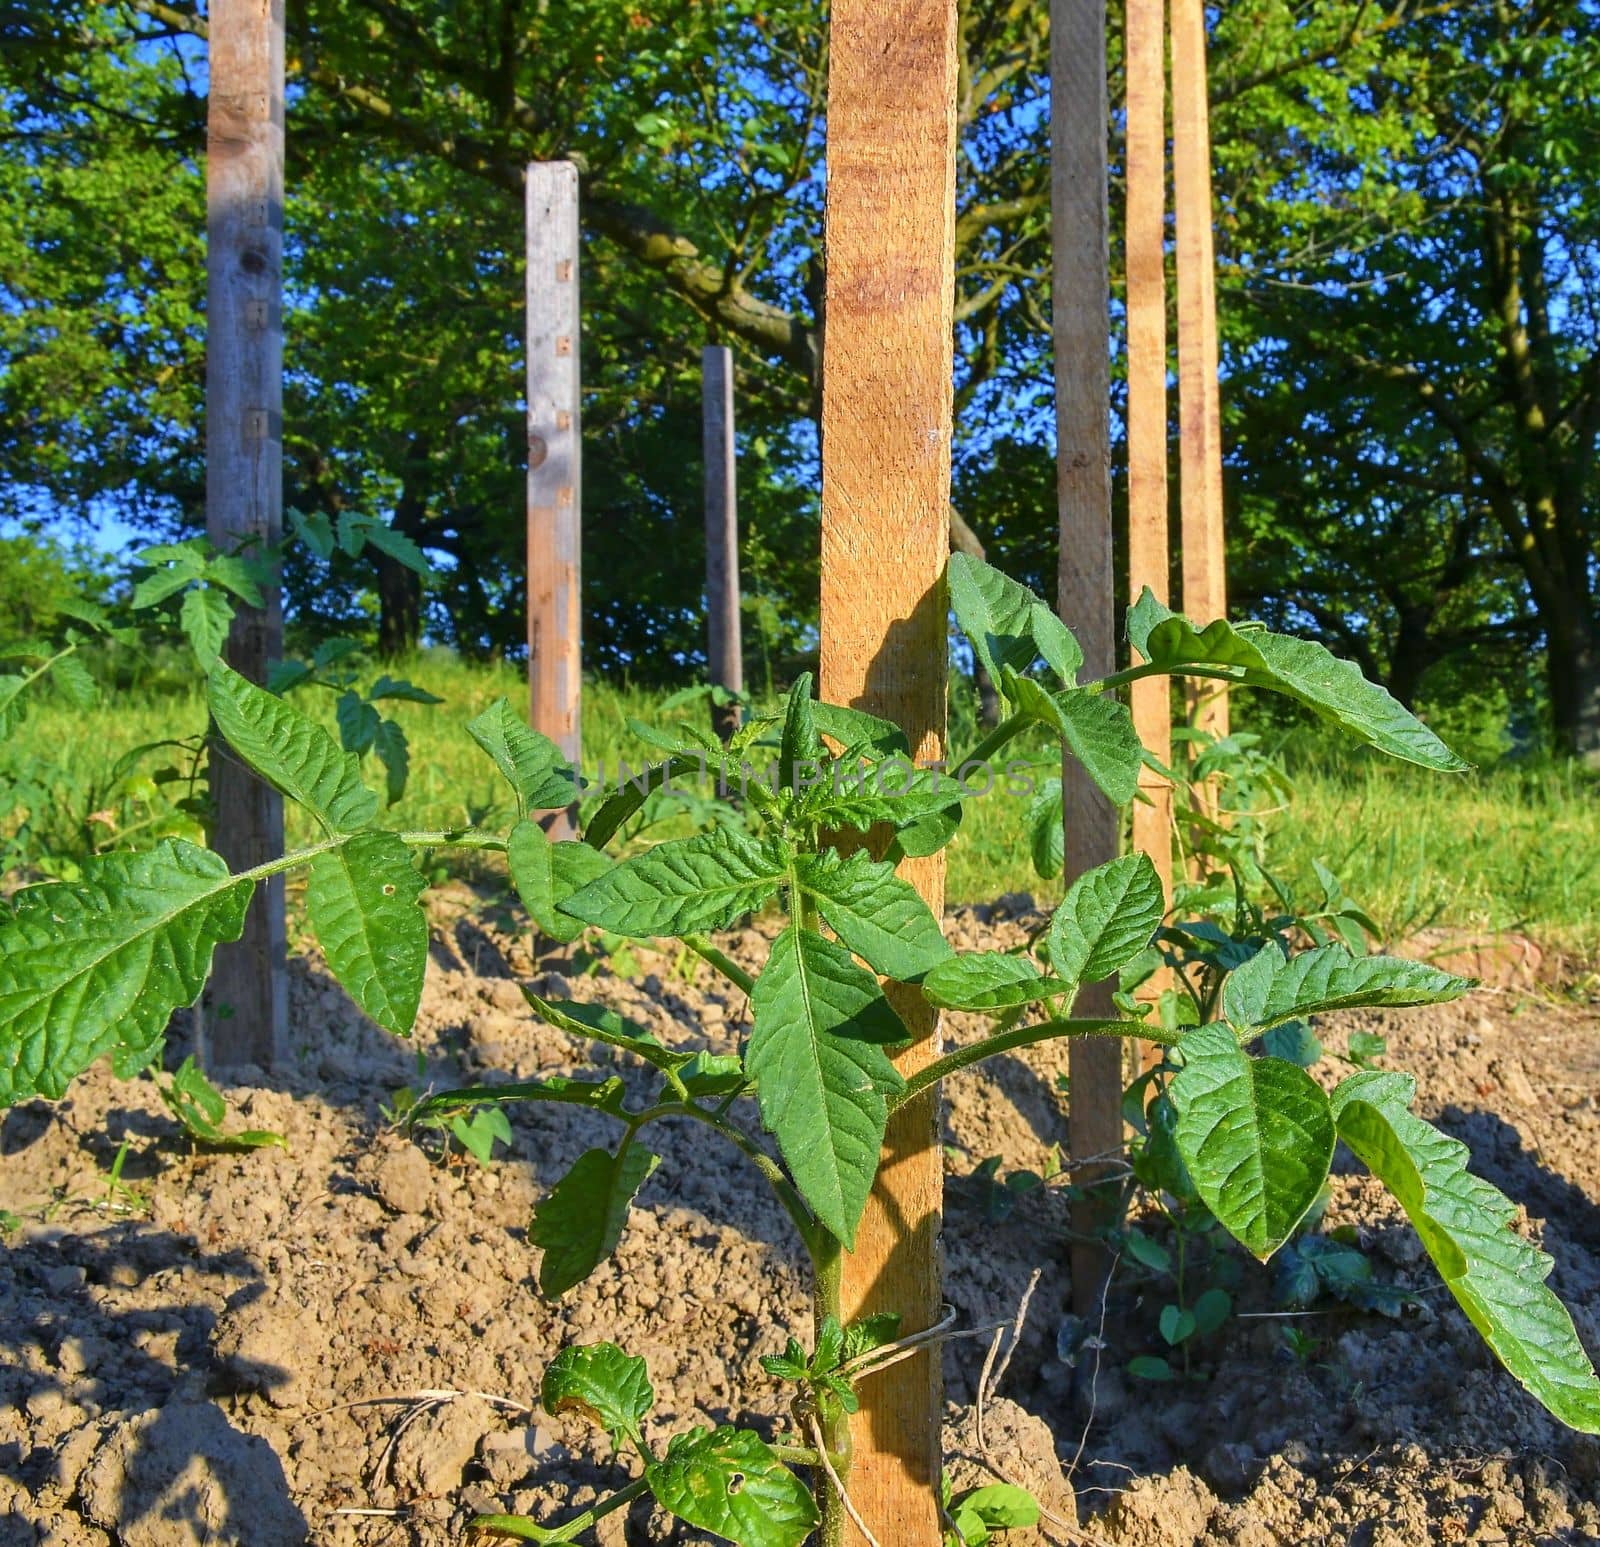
[2,891,1597,1545]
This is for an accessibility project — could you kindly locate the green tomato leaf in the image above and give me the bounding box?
[1191,1286,1232,1337]
[747,926,905,1246]
[799,761,966,836]
[646,1426,818,1547]
[921,952,1055,1012]
[1222,942,1471,1034]
[1332,1071,1600,1433]
[778,672,821,795]
[1047,853,1165,987]
[0,840,253,1104]
[373,718,409,806]
[792,848,951,980]
[466,698,577,817]
[367,674,444,704]
[956,1482,1041,1531]
[180,586,233,671]
[1169,1022,1336,1260]
[530,1143,660,1299]
[541,1342,655,1448]
[508,820,613,944]
[1027,775,1064,880]
[560,827,787,938]
[583,753,707,848]
[336,689,381,755]
[208,662,379,832]
[1001,672,1140,806]
[159,1055,284,1150]
[408,1073,630,1127]
[305,833,428,1037]
[810,702,910,759]
[948,552,1082,686]
[51,652,98,710]
[1126,590,1467,772]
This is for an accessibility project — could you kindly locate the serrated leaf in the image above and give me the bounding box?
[358,519,431,575]
[1001,672,1141,805]
[336,689,381,754]
[161,1055,287,1150]
[1333,1072,1600,1432]
[50,652,97,710]
[955,1484,1040,1532]
[921,952,1054,1012]
[266,658,315,694]
[306,833,427,1036]
[202,553,266,608]
[289,508,336,560]
[1047,853,1165,986]
[1126,590,1467,772]
[507,821,613,944]
[792,848,951,979]
[1169,1022,1335,1259]
[948,552,1082,686]
[408,1073,630,1127]
[1222,942,1470,1034]
[747,926,905,1246]
[810,702,910,758]
[646,1426,818,1547]
[466,699,577,817]
[1262,1020,1322,1067]
[583,753,706,848]
[799,761,965,835]
[841,1311,901,1363]
[0,840,252,1104]
[560,827,786,938]
[541,1342,655,1447]
[208,663,379,832]
[1027,776,1064,879]
[778,672,821,794]
[373,719,409,806]
[130,566,198,610]
[181,587,233,670]
[530,1144,660,1298]
[368,674,443,704]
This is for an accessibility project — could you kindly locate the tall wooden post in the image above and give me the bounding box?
[202,0,287,1070]
[821,0,956,1538]
[1124,0,1173,1038]
[1172,0,1228,739]
[702,344,743,743]
[526,163,582,838]
[1051,0,1123,1315]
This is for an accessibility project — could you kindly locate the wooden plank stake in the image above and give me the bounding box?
[201,0,287,1070]
[702,344,743,743]
[1124,0,1173,1048]
[526,163,582,839]
[1172,0,1228,744]
[1051,0,1123,1315]
[820,0,956,1537]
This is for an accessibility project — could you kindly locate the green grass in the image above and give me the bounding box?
[6,650,1598,960]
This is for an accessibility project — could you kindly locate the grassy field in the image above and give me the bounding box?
[6,647,1597,960]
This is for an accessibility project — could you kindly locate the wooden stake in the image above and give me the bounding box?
[1051,0,1123,1315]
[702,344,743,744]
[1124,0,1173,1044]
[526,163,582,838]
[821,0,956,1537]
[201,0,287,1070]
[1172,0,1228,741]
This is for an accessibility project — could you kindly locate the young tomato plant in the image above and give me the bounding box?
[1,553,1597,1546]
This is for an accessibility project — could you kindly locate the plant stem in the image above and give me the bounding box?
[470,1473,650,1541]
[888,1017,1178,1113]
[681,932,756,995]
[951,710,1029,771]
[1090,662,1244,692]
[810,1234,851,1547]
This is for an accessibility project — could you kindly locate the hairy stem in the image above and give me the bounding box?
[889,1017,1176,1113]
[810,1235,850,1547]
[470,1473,650,1541]
[680,932,756,995]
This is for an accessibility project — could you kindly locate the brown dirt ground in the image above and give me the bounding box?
[2,892,1597,1546]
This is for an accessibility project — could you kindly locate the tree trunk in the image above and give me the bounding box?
[376,551,422,658]
[1548,614,1600,765]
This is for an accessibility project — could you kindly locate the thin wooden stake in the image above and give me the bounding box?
[1172,0,1228,742]
[201,0,287,1070]
[526,163,582,838]
[821,0,956,1537]
[1051,0,1123,1316]
[1124,0,1173,1054]
[702,344,743,743]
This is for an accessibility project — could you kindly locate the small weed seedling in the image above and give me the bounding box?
[2,554,1598,1544]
